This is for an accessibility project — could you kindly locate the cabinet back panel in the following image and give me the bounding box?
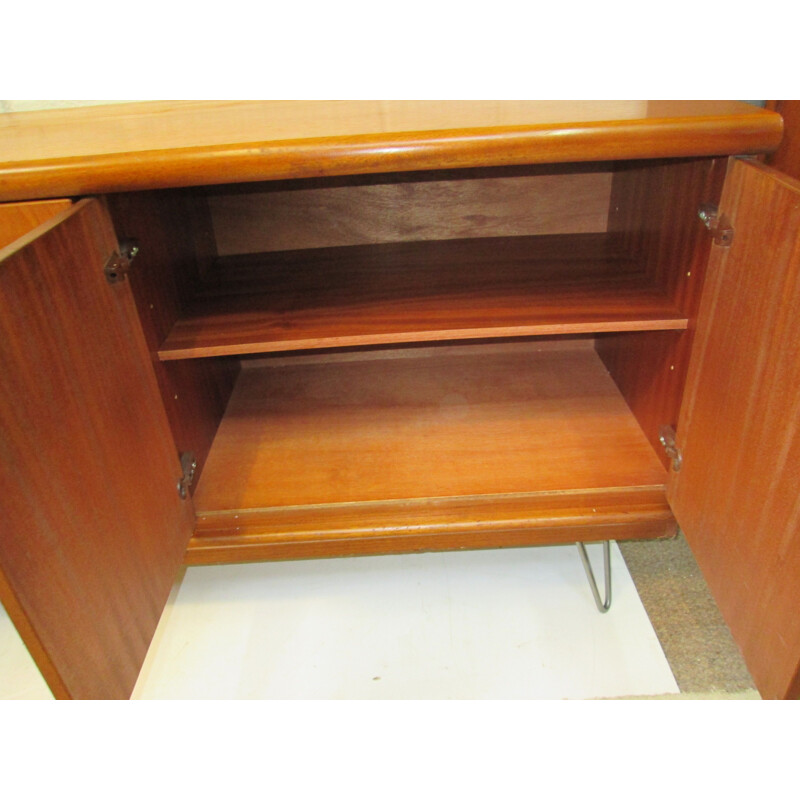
[209,169,613,255]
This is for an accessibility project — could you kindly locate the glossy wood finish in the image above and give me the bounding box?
[209,167,613,255]
[608,158,728,312]
[766,101,800,181]
[188,341,673,563]
[596,157,728,467]
[188,488,676,565]
[0,199,195,699]
[158,235,687,360]
[104,191,239,486]
[669,160,800,700]
[2,100,795,699]
[0,101,782,201]
[0,198,72,248]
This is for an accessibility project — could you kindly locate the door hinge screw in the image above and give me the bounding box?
[659,425,683,472]
[698,203,734,247]
[177,452,197,499]
[104,239,140,284]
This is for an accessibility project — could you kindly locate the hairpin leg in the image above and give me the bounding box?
[576,540,612,613]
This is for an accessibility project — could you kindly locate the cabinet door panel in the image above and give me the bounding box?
[0,199,194,699]
[669,159,800,699]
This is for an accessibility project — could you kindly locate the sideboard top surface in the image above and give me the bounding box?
[0,100,783,201]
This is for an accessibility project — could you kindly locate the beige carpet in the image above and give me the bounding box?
[619,531,758,698]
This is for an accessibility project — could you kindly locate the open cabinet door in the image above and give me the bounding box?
[669,159,800,700]
[0,199,194,699]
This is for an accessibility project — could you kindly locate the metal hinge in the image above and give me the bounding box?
[177,451,197,499]
[104,238,140,284]
[698,203,734,247]
[658,425,683,472]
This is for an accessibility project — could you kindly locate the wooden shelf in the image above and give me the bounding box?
[158,235,688,360]
[187,340,673,564]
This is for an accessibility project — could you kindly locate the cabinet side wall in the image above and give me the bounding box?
[597,157,727,467]
[765,100,800,181]
[105,191,239,487]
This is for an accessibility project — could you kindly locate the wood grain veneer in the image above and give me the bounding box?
[188,488,676,565]
[2,101,793,699]
[188,341,673,563]
[104,191,239,486]
[208,167,613,255]
[0,101,782,201]
[0,198,72,248]
[596,157,728,467]
[158,235,687,360]
[766,101,800,181]
[0,199,194,699]
[669,159,800,700]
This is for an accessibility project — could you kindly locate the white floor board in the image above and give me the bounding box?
[0,607,52,700]
[0,543,679,700]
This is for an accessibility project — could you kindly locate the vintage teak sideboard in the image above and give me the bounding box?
[1,101,798,700]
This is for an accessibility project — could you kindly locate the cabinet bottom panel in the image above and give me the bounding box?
[189,339,674,564]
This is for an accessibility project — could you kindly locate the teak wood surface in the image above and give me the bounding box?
[188,341,673,563]
[208,167,613,255]
[2,100,797,701]
[766,101,800,181]
[0,199,195,699]
[0,101,782,201]
[670,160,800,700]
[597,157,728,466]
[104,191,240,488]
[0,198,72,249]
[188,488,676,565]
[158,235,687,360]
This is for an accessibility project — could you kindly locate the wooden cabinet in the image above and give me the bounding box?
[1,101,798,699]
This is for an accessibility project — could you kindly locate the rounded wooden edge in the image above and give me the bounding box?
[187,486,676,565]
[0,114,784,202]
[185,519,679,566]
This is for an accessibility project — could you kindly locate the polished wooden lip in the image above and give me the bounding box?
[0,101,784,201]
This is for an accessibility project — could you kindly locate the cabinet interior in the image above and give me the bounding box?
[107,156,727,564]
